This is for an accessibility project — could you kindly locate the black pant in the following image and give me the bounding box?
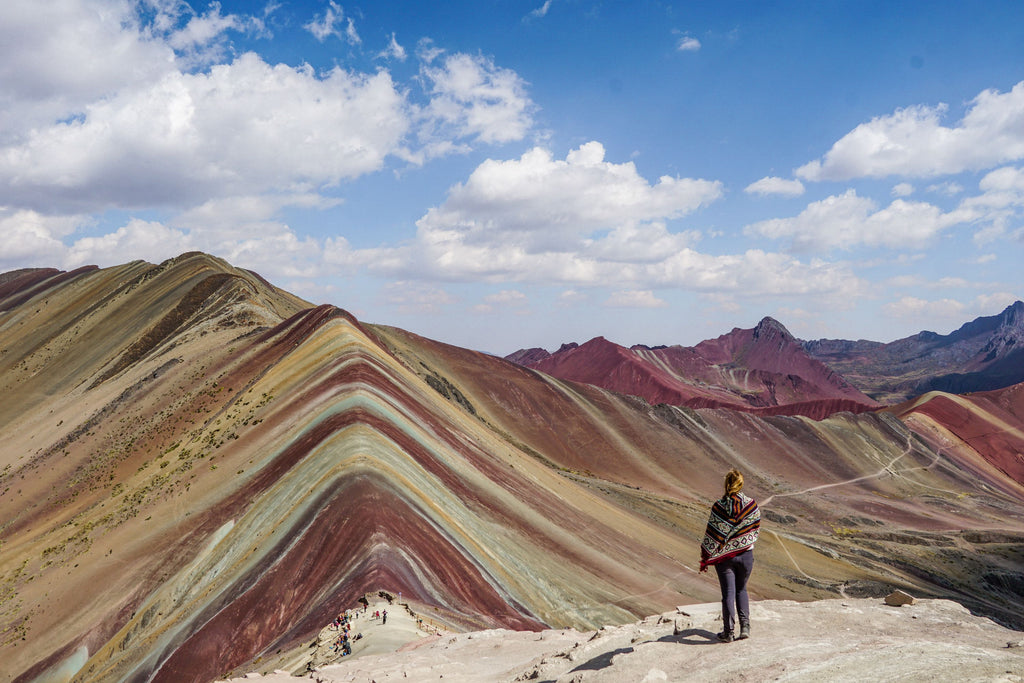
[714,549,753,632]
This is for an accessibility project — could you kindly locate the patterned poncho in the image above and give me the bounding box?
[699,491,760,571]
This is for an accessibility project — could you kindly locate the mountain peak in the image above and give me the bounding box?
[752,316,795,342]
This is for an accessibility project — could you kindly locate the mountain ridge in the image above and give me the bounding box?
[803,300,1024,402]
[508,302,1024,412]
[509,316,878,418]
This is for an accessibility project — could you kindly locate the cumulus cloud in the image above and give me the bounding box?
[605,290,667,308]
[745,176,805,197]
[0,2,541,228]
[347,142,861,301]
[411,142,720,261]
[745,189,963,252]
[0,54,409,212]
[797,81,1024,181]
[956,166,1024,243]
[65,219,193,268]
[0,0,175,142]
[418,52,535,148]
[0,209,84,269]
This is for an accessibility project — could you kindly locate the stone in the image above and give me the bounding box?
[673,617,692,635]
[884,589,916,607]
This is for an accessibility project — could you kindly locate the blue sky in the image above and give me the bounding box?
[1,1,1023,355]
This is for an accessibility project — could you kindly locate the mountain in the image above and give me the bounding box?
[803,301,1024,403]
[2,254,1023,682]
[509,317,878,419]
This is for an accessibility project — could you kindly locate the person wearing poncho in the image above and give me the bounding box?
[699,468,760,642]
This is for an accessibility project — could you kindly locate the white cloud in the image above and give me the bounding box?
[419,53,535,147]
[0,2,538,216]
[173,193,342,245]
[360,142,858,301]
[474,289,528,313]
[978,165,1024,194]
[797,81,1024,181]
[926,181,963,196]
[891,182,914,197]
[167,2,247,66]
[527,1,553,20]
[408,142,720,267]
[383,281,456,314]
[0,53,409,212]
[745,189,962,252]
[645,248,860,299]
[413,141,720,253]
[677,35,701,52]
[605,290,667,308]
[0,0,175,143]
[305,1,359,44]
[484,290,528,305]
[974,291,1021,312]
[64,218,193,268]
[220,229,325,279]
[880,294,1021,331]
[416,38,445,64]
[882,296,965,321]
[745,176,805,197]
[956,166,1024,244]
[378,32,407,61]
[586,221,701,263]
[0,209,84,269]
[558,289,586,306]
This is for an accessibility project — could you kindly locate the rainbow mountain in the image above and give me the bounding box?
[1,253,1022,682]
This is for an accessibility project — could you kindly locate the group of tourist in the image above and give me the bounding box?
[328,610,361,657]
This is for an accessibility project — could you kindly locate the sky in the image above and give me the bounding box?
[1,1,1023,356]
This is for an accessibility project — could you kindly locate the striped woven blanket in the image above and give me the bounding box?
[699,492,760,571]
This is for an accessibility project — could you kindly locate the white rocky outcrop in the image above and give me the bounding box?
[220,597,1024,682]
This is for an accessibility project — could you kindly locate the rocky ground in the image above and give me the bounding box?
[218,596,1024,682]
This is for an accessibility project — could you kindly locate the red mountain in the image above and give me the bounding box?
[510,317,878,418]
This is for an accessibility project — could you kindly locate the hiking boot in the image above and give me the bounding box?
[737,622,750,640]
[716,630,734,643]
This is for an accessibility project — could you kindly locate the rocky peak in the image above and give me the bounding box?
[752,316,796,344]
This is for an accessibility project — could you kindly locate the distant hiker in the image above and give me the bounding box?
[699,468,761,643]
[382,609,388,625]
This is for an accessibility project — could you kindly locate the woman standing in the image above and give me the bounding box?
[699,468,760,642]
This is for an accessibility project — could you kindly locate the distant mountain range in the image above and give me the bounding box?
[803,300,1024,402]
[2,253,1023,682]
[507,301,1024,415]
